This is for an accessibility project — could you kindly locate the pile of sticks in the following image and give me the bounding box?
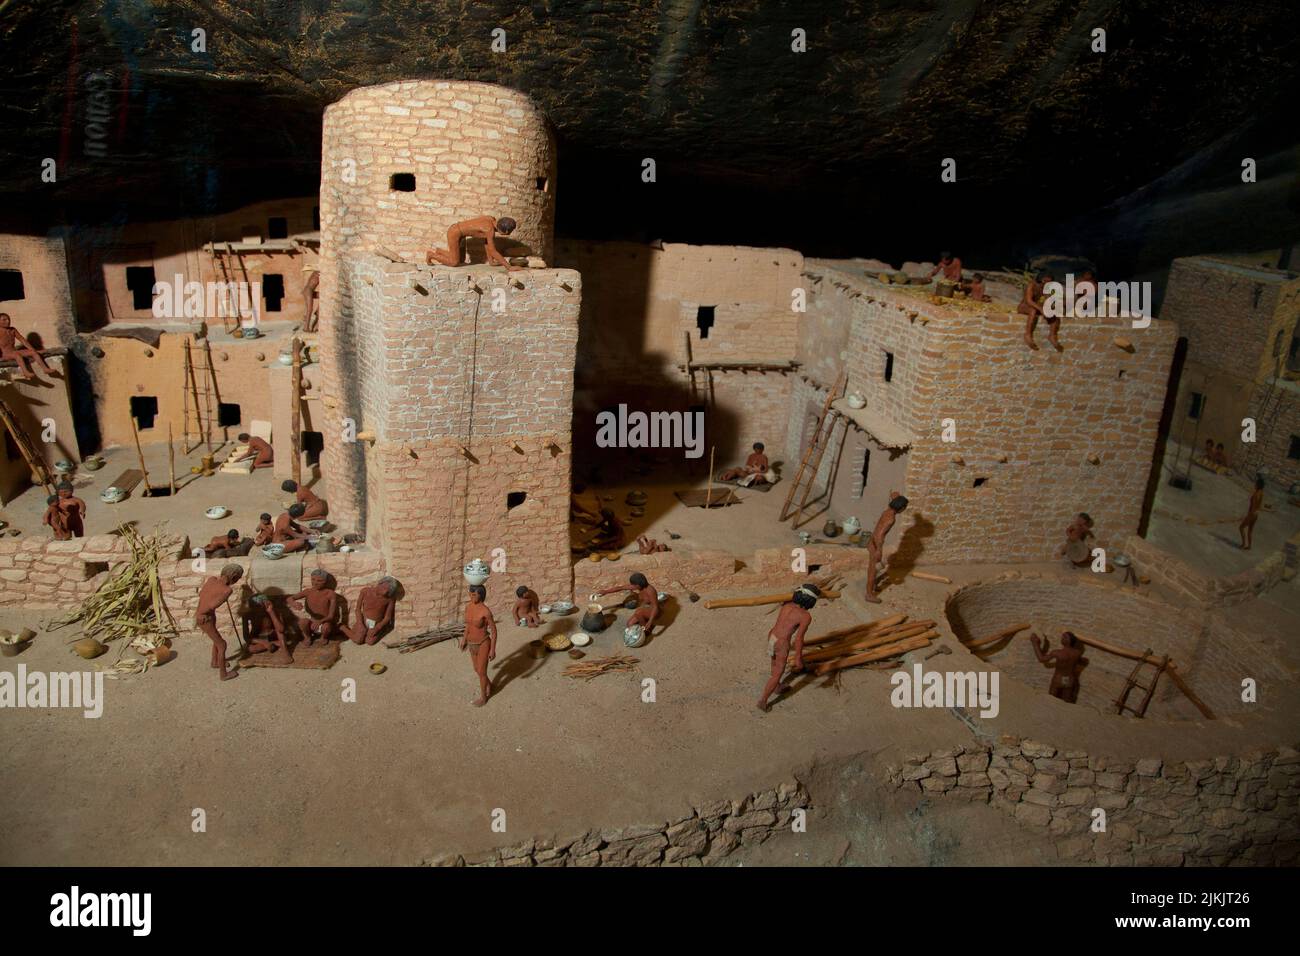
[383,622,465,653]
[563,654,639,681]
[48,525,177,647]
[789,613,937,675]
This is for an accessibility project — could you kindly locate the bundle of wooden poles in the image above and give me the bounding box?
[789,613,937,675]
[563,654,639,681]
[702,573,845,610]
[383,622,465,653]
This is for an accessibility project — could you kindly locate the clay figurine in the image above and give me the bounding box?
[289,568,338,646]
[196,563,244,682]
[1030,631,1086,703]
[253,512,276,547]
[595,573,661,636]
[55,481,86,538]
[865,492,908,604]
[243,593,290,659]
[273,503,311,553]
[719,442,769,485]
[349,577,399,645]
[204,529,243,558]
[1021,271,1060,351]
[758,583,820,712]
[42,493,71,540]
[460,584,498,706]
[1239,477,1266,550]
[281,479,327,520]
[0,313,55,380]
[514,585,541,628]
[302,265,320,332]
[425,215,520,270]
[1057,512,1094,568]
[926,251,963,284]
[234,432,274,469]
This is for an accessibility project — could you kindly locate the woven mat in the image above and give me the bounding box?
[240,640,340,670]
[106,469,144,493]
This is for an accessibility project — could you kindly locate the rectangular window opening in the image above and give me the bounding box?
[130,395,159,430]
[125,266,157,311]
[536,177,548,192]
[696,305,716,339]
[217,402,241,428]
[267,217,288,239]
[1188,391,1205,420]
[263,274,285,312]
[883,351,894,383]
[0,269,25,301]
[389,173,416,192]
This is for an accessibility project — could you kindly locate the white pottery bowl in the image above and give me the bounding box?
[100,487,126,503]
[261,544,287,560]
[623,624,646,648]
[206,506,229,519]
[571,632,592,647]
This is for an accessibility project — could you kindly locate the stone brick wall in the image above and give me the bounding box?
[425,780,810,867]
[319,80,557,535]
[336,256,581,627]
[1123,533,1286,607]
[801,266,1178,565]
[0,532,387,633]
[888,737,1300,866]
[0,232,77,349]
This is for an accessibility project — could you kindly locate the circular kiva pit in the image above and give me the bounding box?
[944,574,1281,721]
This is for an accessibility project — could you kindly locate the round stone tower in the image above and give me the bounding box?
[317,80,557,534]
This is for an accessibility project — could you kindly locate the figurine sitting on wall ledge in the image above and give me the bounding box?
[0,313,56,381]
[425,215,522,270]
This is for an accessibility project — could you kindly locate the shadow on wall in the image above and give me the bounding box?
[891,512,935,576]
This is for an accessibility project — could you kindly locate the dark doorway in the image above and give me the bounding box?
[0,269,24,301]
[263,274,284,312]
[696,305,716,339]
[267,217,288,239]
[302,430,324,466]
[125,266,157,311]
[130,395,159,430]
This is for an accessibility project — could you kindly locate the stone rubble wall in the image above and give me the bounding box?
[0,533,387,634]
[423,781,810,867]
[887,736,1300,866]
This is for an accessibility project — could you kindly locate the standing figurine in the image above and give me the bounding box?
[348,577,399,645]
[1239,477,1266,550]
[1021,271,1060,351]
[196,564,244,682]
[513,585,541,627]
[243,593,290,659]
[865,492,908,604]
[55,481,86,538]
[234,432,274,470]
[281,479,328,520]
[595,573,661,635]
[301,265,320,332]
[0,313,55,380]
[425,215,520,270]
[289,568,338,646]
[758,584,820,712]
[460,584,498,707]
[1029,631,1086,703]
[42,493,70,540]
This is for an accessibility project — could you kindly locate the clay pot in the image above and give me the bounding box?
[1,639,29,658]
[842,516,862,536]
[580,603,608,633]
[823,519,840,538]
[462,559,490,586]
[528,639,546,659]
[151,644,173,666]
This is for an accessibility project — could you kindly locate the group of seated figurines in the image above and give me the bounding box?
[1195,439,1233,474]
[195,564,399,681]
[199,480,338,556]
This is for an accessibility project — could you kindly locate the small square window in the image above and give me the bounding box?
[267,217,288,239]
[389,173,416,192]
[125,266,157,311]
[217,402,241,427]
[0,269,25,301]
[130,395,159,430]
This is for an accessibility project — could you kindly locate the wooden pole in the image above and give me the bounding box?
[812,634,932,675]
[290,337,302,484]
[1072,633,1215,719]
[703,587,842,609]
[966,622,1030,650]
[167,422,176,494]
[129,412,151,497]
[705,445,715,508]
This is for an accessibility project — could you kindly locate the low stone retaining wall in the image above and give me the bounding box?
[0,534,387,633]
[1124,533,1285,607]
[887,736,1300,866]
[424,781,810,867]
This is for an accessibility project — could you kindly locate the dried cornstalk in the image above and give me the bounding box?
[47,524,178,648]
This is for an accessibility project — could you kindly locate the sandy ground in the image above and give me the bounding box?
[1146,439,1300,577]
[0,443,340,549]
[2,544,1296,867]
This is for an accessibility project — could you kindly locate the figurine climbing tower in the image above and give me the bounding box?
[317,80,580,628]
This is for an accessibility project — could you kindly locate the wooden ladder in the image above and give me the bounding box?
[1114,647,1169,718]
[0,396,56,497]
[210,244,242,334]
[182,337,223,452]
[779,369,846,526]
